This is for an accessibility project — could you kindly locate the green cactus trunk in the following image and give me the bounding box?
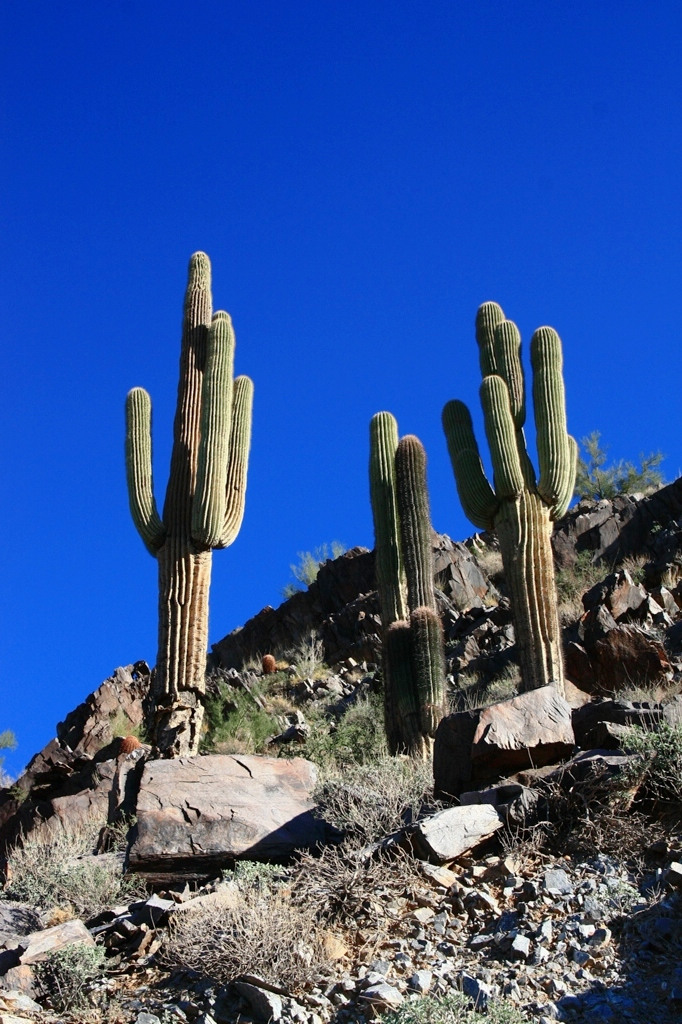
[155,545,212,752]
[495,490,564,691]
[442,302,576,697]
[125,253,253,756]
[370,419,446,756]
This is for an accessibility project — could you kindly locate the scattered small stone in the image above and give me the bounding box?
[510,934,532,960]
[359,982,404,1009]
[408,970,432,994]
[544,868,574,895]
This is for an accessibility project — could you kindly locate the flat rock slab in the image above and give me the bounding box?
[18,918,94,965]
[412,804,504,863]
[127,754,325,877]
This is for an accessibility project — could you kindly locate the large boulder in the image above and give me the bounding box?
[127,754,326,881]
[434,686,575,798]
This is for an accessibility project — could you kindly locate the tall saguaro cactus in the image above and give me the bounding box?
[370,415,446,755]
[442,302,576,696]
[125,253,253,756]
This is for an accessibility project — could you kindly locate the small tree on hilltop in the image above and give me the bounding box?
[0,730,17,787]
[574,431,665,501]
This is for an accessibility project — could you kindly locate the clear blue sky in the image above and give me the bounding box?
[2,1,681,777]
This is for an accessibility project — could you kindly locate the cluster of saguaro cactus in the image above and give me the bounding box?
[370,413,446,756]
[125,253,253,756]
[442,302,576,696]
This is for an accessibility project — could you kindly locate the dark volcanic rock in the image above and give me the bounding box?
[58,662,151,758]
[434,686,575,798]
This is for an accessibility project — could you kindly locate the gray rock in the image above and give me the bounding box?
[544,868,574,895]
[234,981,283,1021]
[458,972,490,1008]
[359,982,404,1009]
[0,907,41,947]
[510,934,532,960]
[412,804,504,863]
[17,918,95,965]
[408,970,432,994]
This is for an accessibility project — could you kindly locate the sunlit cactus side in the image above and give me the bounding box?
[370,418,446,756]
[442,302,576,696]
[125,252,253,756]
[369,412,408,628]
[262,654,276,675]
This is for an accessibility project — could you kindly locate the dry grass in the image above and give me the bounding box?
[291,842,424,936]
[449,663,520,712]
[164,878,331,992]
[2,817,145,919]
[314,755,433,844]
[473,543,504,585]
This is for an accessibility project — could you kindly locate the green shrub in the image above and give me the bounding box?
[0,729,17,787]
[2,818,144,918]
[574,431,664,501]
[289,629,327,678]
[201,678,278,754]
[449,663,520,712]
[301,692,387,771]
[282,541,346,598]
[381,993,531,1024]
[35,941,106,1013]
[620,721,682,804]
[315,755,433,844]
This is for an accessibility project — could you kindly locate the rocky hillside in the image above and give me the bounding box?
[1,483,682,1023]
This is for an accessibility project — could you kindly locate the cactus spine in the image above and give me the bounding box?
[442,303,576,696]
[125,253,253,755]
[369,416,446,755]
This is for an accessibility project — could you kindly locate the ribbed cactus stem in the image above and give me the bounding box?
[125,387,166,554]
[410,606,447,741]
[370,418,446,754]
[124,253,253,756]
[442,401,498,530]
[395,435,437,613]
[383,620,421,755]
[192,311,235,548]
[443,302,576,696]
[220,375,254,548]
[369,412,408,626]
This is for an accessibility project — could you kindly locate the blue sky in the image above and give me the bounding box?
[2,1,681,777]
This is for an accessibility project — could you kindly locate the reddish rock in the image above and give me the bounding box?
[470,686,575,776]
[434,687,574,798]
[583,569,647,621]
[57,663,150,758]
[17,918,94,965]
[591,625,672,694]
[128,754,326,879]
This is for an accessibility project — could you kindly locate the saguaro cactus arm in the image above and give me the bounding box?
[442,400,498,530]
[219,374,254,548]
[480,375,525,499]
[192,311,235,548]
[125,387,166,555]
[531,326,575,518]
[395,435,436,612]
[369,411,408,626]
